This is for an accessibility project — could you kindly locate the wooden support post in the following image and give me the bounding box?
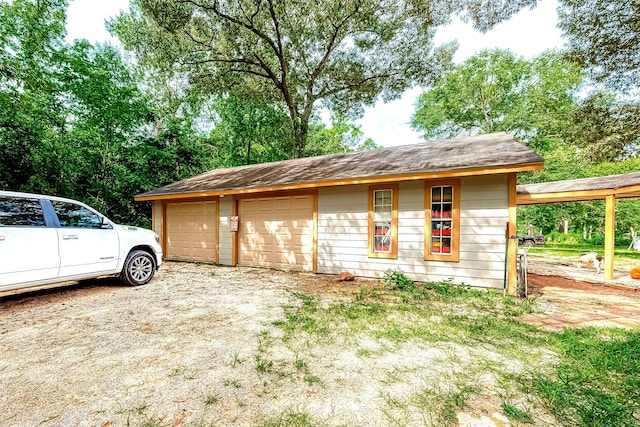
[604,194,615,280]
[507,173,518,295]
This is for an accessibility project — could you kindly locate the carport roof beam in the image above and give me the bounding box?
[516,172,640,282]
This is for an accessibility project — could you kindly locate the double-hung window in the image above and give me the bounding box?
[425,180,460,261]
[368,184,398,258]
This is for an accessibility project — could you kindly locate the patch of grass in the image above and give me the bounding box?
[356,347,374,357]
[409,386,464,426]
[255,354,274,374]
[303,374,320,386]
[273,295,323,338]
[270,280,639,426]
[524,327,640,427]
[293,355,306,371]
[223,378,242,388]
[259,409,315,427]
[529,243,640,261]
[204,394,220,405]
[501,402,534,424]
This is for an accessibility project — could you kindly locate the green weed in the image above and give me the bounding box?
[204,394,220,405]
[381,268,416,292]
[259,409,315,427]
[501,402,534,424]
[223,378,242,388]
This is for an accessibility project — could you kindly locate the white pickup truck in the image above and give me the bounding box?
[0,191,162,293]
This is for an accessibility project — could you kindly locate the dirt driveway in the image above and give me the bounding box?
[1,261,639,426]
[1,263,304,426]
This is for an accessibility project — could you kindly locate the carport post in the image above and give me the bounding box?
[604,195,615,280]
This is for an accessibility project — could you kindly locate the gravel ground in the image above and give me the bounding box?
[1,260,633,427]
[1,263,304,426]
[0,263,521,427]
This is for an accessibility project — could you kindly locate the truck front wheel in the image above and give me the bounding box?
[120,250,156,286]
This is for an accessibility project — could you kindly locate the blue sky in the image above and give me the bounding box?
[66,0,564,147]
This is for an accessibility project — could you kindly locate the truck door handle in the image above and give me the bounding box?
[62,235,79,240]
[0,236,5,241]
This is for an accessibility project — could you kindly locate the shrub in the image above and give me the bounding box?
[381,268,415,292]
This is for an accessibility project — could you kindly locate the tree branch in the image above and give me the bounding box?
[317,72,394,99]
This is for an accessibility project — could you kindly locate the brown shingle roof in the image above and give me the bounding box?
[137,132,543,200]
[517,171,640,204]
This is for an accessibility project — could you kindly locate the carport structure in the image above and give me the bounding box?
[517,171,640,280]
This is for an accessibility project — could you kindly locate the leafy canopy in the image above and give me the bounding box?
[109,0,540,157]
[558,0,640,91]
[410,49,583,154]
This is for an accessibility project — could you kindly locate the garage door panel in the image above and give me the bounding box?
[166,201,217,262]
[239,195,313,270]
[276,198,291,210]
[294,196,312,210]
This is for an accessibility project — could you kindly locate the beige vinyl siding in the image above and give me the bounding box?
[317,175,509,289]
[218,197,233,265]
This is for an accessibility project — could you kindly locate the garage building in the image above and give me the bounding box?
[136,132,543,294]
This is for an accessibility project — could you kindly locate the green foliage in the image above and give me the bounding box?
[411,49,583,154]
[304,114,381,156]
[381,268,416,292]
[558,0,640,90]
[0,1,221,227]
[209,94,295,166]
[565,93,640,163]
[110,0,537,157]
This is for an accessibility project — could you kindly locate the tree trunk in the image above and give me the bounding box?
[292,109,311,159]
[246,137,252,165]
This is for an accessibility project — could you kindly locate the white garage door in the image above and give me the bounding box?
[239,195,314,270]
[166,201,217,262]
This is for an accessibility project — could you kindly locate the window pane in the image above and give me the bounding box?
[430,185,454,255]
[52,201,102,228]
[0,197,45,227]
[373,189,393,253]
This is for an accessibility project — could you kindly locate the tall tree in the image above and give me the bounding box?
[305,114,380,156]
[109,0,539,158]
[59,41,151,217]
[0,0,70,193]
[411,49,583,153]
[558,0,640,90]
[565,93,640,163]
[208,94,294,167]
